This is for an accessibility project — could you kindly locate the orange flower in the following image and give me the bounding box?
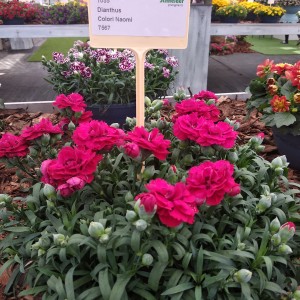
[294,93,300,104]
[285,61,300,90]
[256,59,274,78]
[266,78,276,85]
[270,95,290,112]
[272,63,293,76]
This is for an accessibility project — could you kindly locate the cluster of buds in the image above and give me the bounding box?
[88,221,111,244]
[270,156,289,176]
[0,194,11,208]
[53,233,69,247]
[255,186,277,214]
[270,218,295,255]
[126,196,157,232]
[249,132,265,152]
[31,232,51,257]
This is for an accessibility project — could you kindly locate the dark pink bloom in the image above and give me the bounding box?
[135,193,157,213]
[279,222,296,243]
[0,133,28,158]
[122,142,141,158]
[53,93,87,112]
[41,146,102,191]
[143,179,198,227]
[174,99,220,122]
[193,90,218,102]
[257,132,265,139]
[186,160,240,206]
[173,114,237,149]
[21,118,63,141]
[73,120,125,152]
[57,177,85,197]
[127,127,170,160]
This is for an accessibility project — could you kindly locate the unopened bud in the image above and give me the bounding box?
[233,269,252,283]
[88,222,104,239]
[228,151,238,163]
[278,244,293,255]
[126,210,137,222]
[41,134,51,146]
[99,234,109,244]
[29,147,38,157]
[68,121,76,131]
[270,217,280,234]
[271,233,281,246]
[144,96,152,107]
[125,191,134,202]
[135,219,148,231]
[53,234,67,247]
[279,222,296,243]
[142,253,154,266]
[43,184,57,200]
[256,195,271,213]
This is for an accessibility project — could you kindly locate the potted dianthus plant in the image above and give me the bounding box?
[215,4,248,23]
[253,4,286,22]
[247,59,300,169]
[42,40,178,125]
[0,0,38,25]
[1,90,300,299]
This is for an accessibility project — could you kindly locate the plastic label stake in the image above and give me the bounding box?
[87,0,191,126]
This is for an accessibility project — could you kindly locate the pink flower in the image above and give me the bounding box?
[53,93,87,113]
[127,127,170,160]
[285,61,300,90]
[174,99,220,122]
[143,179,198,227]
[173,114,237,149]
[135,193,157,213]
[186,160,240,206]
[0,133,28,158]
[57,177,86,197]
[41,146,102,191]
[193,90,218,102]
[21,118,63,141]
[122,142,141,158]
[163,67,170,78]
[73,120,125,152]
[257,132,265,139]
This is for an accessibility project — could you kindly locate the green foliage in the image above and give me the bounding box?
[1,100,300,299]
[216,4,248,18]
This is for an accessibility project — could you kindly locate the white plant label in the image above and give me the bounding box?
[89,0,189,37]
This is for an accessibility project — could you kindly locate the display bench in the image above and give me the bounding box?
[0,21,299,100]
[0,23,299,39]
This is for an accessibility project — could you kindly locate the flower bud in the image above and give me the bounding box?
[233,269,252,283]
[125,191,134,202]
[271,157,283,169]
[142,253,154,266]
[256,145,265,152]
[270,217,280,234]
[157,118,166,130]
[271,233,281,246]
[279,222,296,243]
[29,147,38,157]
[237,243,246,251]
[135,219,148,231]
[275,167,283,176]
[126,210,137,222]
[68,121,76,131]
[144,96,152,107]
[207,99,216,105]
[0,194,11,204]
[46,200,55,209]
[104,227,112,234]
[183,154,193,166]
[256,195,271,213]
[43,184,57,200]
[292,290,300,300]
[228,151,238,163]
[38,249,46,257]
[53,234,67,247]
[278,244,293,255]
[41,134,51,146]
[99,234,109,244]
[88,222,104,239]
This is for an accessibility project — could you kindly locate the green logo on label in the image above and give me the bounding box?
[160,0,184,3]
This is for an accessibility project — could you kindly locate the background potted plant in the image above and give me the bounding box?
[247,59,300,169]
[215,4,248,23]
[275,0,300,14]
[0,0,39,25]
[239,1,262,21]
[211,0,230,21]
[253,4,286,22]
[0,91,300,299]
[42,40,178,125]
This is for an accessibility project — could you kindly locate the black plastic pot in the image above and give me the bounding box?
[219,16,239,23]
[259,16,280,23]
[87,102,136,127]
[272,127,300,170]
[3,17,24,25]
